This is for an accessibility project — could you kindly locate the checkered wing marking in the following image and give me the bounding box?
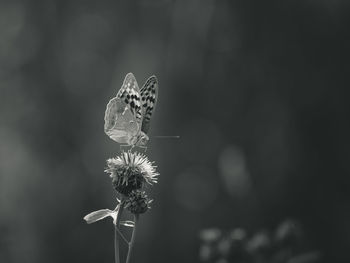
[140,75,158,134]
[117,73,143,125]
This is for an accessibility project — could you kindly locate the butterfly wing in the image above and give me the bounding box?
[104,97,139,143]
[117,73,143,125]
[140,75,158,134]
[104,73,142,144]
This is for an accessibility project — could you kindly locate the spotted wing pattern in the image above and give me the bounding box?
[117,73,143,124]
[140,76,158,133]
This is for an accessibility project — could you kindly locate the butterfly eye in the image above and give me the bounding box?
[140,134,149,145]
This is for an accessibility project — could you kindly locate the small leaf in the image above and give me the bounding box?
[120,220,135,228]
[84,205,120,225]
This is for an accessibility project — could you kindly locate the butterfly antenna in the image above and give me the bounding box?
[153,136,180,139]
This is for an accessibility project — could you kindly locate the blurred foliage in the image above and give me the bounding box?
[0,0,349,262]
[199,220,321,263]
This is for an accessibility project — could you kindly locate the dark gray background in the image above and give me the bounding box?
[0,0,349,262]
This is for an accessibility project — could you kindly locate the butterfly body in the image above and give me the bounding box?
[104,73,158,147]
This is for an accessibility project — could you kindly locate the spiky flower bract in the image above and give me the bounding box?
[124,190,152,214]
[105,151,158,196]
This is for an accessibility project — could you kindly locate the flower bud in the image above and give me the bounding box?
[124,190,152,214]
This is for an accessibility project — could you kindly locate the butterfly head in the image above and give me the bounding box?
[136,132,149,147]
[129,132,149,147]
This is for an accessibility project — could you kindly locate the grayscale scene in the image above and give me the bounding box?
[0,1,349,263]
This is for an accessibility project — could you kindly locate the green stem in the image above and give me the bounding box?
[126,214,138,263]
[116,227,129,244]
[114,200,125,263]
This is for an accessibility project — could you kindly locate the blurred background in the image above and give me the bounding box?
[0,0,349,262]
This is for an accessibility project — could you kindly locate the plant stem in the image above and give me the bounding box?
[114,201,125,263]
[126,214,138,263]
[116,227,129,244]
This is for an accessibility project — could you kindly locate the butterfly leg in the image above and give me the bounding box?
[138,146,148,153]
[120,145,131,152]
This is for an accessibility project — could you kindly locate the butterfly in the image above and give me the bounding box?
[104,73,158,147]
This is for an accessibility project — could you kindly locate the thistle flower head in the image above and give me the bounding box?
[105,151,158,196]
[124,190,152,214]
